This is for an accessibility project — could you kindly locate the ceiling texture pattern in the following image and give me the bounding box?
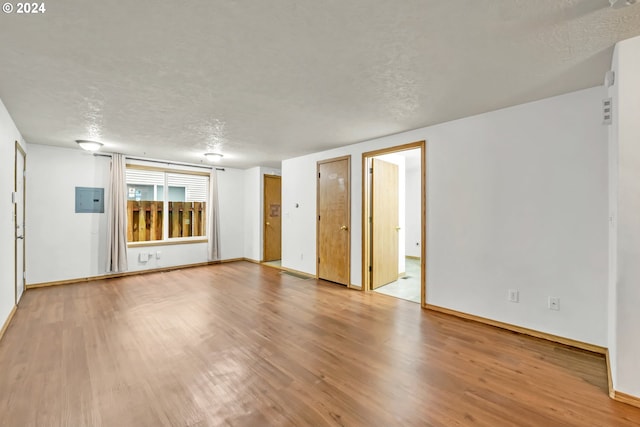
[0,0,639,168]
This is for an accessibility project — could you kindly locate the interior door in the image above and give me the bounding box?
[317,157,350,285]
[371,158,399,289]
[15,143,26,303]
[263,175,282,262]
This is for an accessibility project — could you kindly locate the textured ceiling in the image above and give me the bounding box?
[1,0,639,168]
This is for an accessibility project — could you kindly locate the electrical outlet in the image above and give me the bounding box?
[548,297,560,311]
[508,289,519,303]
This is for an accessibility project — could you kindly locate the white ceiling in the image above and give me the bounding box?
[1,0,639,169]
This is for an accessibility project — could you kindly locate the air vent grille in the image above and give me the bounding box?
[603,98,612,125]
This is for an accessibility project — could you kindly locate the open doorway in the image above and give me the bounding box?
[362,141,426,306]
[262,174,282,268]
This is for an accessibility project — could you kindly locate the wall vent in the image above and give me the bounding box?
[603,98,613,125]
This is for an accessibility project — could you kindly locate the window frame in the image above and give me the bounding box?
[126,164,210,247]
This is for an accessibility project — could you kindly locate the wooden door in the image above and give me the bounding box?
[371,158,399,289]
[263,175,282,262]
[317,157,350,285]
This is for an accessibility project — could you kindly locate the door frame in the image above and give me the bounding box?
[316,155,351,287]
[14,141,26,305]
[262,174,282,262]
[362,140,427,307]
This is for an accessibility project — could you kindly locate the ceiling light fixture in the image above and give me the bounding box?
[609,0,637,8]
[76,140,104,152]
[204,152,223,162]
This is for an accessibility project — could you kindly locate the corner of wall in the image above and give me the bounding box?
[610,33,640,400]
[0,97,25,332]
[607,43,619,393]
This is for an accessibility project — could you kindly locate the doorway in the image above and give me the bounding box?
[15,142,26,304]
[362,141,426,306]
[317,156,351,286]
[263,174,282,266]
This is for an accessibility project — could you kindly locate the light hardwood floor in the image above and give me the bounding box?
[0,261,638,426]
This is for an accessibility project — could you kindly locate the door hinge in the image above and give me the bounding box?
[369,265,372,272]
[369,167,373,173]
[23,271,26,280]
[318,215,320,221]
[318,172,321,179]
[318,257,320,264]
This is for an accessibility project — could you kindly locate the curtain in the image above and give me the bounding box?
[106,153,128,272]
[207,168,221,261]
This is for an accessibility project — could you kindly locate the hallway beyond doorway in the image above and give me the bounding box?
[374,257,421,303]
[262,260,282,269]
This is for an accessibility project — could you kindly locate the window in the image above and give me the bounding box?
[126,167,208,243]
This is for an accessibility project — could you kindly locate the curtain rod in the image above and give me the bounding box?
[93,152,225,171]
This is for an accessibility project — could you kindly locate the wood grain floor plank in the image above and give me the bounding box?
[0,261,639,426]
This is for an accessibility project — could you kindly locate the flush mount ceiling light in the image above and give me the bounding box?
[610,0,637,8]
[76,140,103,152]
[204,152,223,162]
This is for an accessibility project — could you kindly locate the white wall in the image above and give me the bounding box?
[218,167,245,260]
[0,98,27,330]
[282,86,608,346]
[405,165,421,258]
[26,144,246,284]
[427,87,608,347]
[282,158,320,273]
[607,44,620,394]
[126,243,209,272]
[26,145,109,283]
[610,35,640,398]
[243,167,261,261]
[243,166,281,262]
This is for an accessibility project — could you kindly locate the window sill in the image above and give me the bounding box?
[127,238,208,248]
